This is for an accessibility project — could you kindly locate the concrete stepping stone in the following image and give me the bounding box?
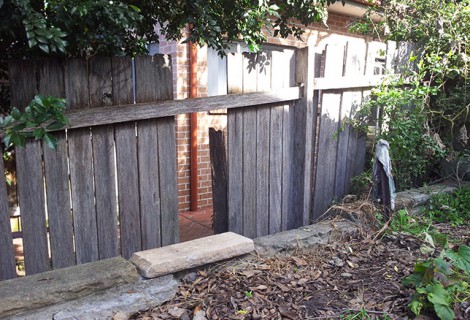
[130,232,254,278]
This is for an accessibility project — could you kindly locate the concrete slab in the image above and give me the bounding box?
[254,220,357,256]
[0,257,139,318]
[130,232,254,278]
[5,276,177,320]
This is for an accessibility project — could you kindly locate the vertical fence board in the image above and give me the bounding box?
[16,143,50,274]
[137,120,161,249]
[65,58,99,264]
[268,106,283,234]
[115,123,141,259]
[157,117,179,246]
[312,44,344,220]
[353,90,370,177]
[209,128,228,234]
[114,56,140,259]
[334,91,353,198]
[242,108,257,238]
[90,57,119,260]
[256,106,270,237]
[154,54,173,101]
[227,109,244,234]
[39,59,75,269]
[227,53,244,234]
[112,57,134,105]
[0,157,16,280]
[345,91,364,192]
[135,55,161,249]
[227,53,243,94]
[92,126,118,259]
[10,60,50,275]
[335,42,366,198]
[242,53,258,93]
[256,52,272,91]
[344,41,366,76]
[281,103,293,230]
[153,55,177,247]
[313,93,342,219]
[292,45,317,227]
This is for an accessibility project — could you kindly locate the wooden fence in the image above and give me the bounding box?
[0,40,407,280]
[0,53,301,280]
[1,55,179,279]
[311,40,409,219]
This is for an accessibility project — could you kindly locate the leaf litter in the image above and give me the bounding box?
[130,215,469,320]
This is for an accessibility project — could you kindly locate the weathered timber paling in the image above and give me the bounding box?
[40,59,75,269]
[2,40,406,278]
[226,48,302,238]
[3,55,180,276]
[311,40,400,220]
[0,157,16,280]
[209,128,228,234]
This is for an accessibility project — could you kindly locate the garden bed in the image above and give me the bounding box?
[130,186,470,320]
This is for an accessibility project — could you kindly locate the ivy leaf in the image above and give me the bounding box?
[33,128,46,139]
[38,43,49,53]
[10,108,21,120]
[46,121,66,131]
[43,133,58,150]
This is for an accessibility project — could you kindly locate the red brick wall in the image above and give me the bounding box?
[159,11,368,213]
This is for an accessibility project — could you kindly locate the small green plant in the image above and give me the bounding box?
[389,209,432,236]
[244,290,253,298]
[350,171,373,196]
[426,188,470,227]
[403,245,470,320]
[1,95,68,149]
[340,309,392,320]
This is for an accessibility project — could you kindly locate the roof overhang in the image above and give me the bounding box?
[327,0,382,21]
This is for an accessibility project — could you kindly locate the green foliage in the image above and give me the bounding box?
[389,209,432,236]
[427,187,470,226]
[387,187,470,318]
[0,0,344,115]
[340,309,392,320]
[350,171,373,196]
[348,0,470,191]
[403,245,470,319]
[1,95,68,149]
[244,290,253,298]
[1,0,344,59]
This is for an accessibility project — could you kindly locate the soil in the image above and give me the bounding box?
[129,221,470,320]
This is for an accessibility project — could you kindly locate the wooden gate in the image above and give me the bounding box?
[225,46,316,238]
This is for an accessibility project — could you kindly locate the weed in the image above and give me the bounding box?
[403,245,470,320]
[389,209,432,236]
[340,309,392,320]
[426,187,470,226]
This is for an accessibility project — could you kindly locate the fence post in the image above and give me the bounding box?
[0,157,16,280]
[292,38,318,228]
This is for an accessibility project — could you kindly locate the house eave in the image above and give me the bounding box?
[328,0,382,21]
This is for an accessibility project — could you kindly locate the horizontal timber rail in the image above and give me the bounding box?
[60,87,301,131]
[313,74,401,91]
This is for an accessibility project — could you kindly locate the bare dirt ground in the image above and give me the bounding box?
[130,221,469,320]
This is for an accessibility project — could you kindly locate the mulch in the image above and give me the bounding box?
[130,220,470,320]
